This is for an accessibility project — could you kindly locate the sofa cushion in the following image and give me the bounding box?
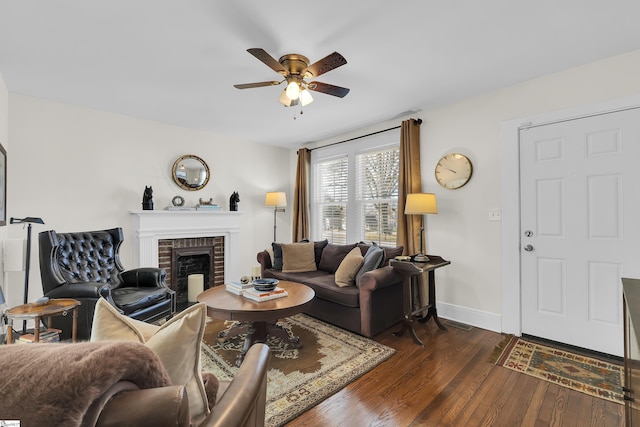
[302,239,329,266]
[304,274,361,307]
[282,242,317,273]
[318,243,357,273]
[335,247,364,287]
[356,243,384,287]
[90,299,210,425]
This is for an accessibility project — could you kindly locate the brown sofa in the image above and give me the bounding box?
[257,241,405,338]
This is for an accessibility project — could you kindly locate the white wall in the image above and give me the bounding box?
[309,49,640,331]
[0,73,9,308]
[7,95,291,304]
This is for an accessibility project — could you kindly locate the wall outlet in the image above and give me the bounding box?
[489,209,502,221]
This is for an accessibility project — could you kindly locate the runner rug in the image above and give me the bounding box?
[490,335,623,403]
[200,313,396,427]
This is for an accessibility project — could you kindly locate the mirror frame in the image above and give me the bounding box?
[172,154,210,191]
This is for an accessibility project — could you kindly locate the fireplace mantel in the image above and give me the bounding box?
[130,210,241,284]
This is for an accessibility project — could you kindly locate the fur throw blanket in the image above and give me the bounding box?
[0,341,171,427]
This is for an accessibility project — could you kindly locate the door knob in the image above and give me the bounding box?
[524,244,534,252]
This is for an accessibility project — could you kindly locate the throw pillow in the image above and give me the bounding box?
[334,247,364,287]
[318,243,357,273]
[355,243,384,287]
[271,242,283,270]
[265,245,275,267]
[282,242,317,273]
[90,298,210,425]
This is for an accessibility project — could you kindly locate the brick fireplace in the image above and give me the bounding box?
[158,236,225,302]
[130,210,241,291]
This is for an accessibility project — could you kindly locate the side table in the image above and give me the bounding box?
[389,256,451,346]
[5,298,81,344]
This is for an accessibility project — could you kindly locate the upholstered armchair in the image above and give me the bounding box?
[38,227,175,340]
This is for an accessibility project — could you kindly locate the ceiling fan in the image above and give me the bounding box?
[234,48,350,107]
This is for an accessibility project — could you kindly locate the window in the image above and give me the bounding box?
[311,130,400,246]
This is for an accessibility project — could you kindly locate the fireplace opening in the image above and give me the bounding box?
[158,236,225,307]
[173,247,213,304]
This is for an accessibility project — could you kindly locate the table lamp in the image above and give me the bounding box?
[404,193,438,262]
[265,192,286,242]
[10,216,45,334]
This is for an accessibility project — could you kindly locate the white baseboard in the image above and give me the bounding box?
[437,302,502,333]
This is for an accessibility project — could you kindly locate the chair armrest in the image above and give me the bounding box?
[96,385,189,427]
[45,282,108,299]
[121,268,167,288]
[358,266,403,292]
[202,344,270,427]
[256,250,273,273]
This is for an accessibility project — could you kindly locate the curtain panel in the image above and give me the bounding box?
[292,147,311,241]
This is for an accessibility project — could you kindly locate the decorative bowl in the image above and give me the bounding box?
[252,278,279,292]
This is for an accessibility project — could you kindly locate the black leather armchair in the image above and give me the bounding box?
[38,227,176,340]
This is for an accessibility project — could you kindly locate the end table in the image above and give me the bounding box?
[5,298,81,344]
[390,256,451,346]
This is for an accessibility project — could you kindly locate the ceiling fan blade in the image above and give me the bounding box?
[234,81,281,89]
[302,52,347,78]
[307,81,350,98]
[247,48,287,74]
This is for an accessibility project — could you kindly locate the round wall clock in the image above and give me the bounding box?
[435,153,473,189]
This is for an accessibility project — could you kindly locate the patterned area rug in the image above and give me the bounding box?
[490,335,623,403]
[200,314,396,427]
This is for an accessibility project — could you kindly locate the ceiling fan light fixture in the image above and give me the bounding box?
[299,88,313,106]
[285,80,300,100]
[279,89,292,106]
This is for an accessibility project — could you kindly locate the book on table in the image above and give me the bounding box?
[225,281,255,295]
[242,286,288,302]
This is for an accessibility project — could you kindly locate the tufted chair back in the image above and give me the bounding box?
[54,230,124,289]
[39,227,175,341]
[40,228,128,295]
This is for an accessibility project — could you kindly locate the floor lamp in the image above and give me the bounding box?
[10,216,45,334]
[265,192,287,242]
[404,193,438,263]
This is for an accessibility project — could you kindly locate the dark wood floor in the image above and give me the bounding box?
[285,318,624,427]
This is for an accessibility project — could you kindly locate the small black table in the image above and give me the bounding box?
[389,256,451,346]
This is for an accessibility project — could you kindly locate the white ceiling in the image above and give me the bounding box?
[1,1,639,148]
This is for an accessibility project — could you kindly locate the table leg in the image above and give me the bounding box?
[72,307,78,343]
[34,316,41,342]
[418,270,447,331]
[7,319,13,344]
[394,275,425,347]
[236,321,269,367]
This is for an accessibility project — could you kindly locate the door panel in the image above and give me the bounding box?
[520,108,640,356]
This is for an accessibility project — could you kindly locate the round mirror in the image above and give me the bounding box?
[172,155,210,191]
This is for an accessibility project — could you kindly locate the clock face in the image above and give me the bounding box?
[435,153,473,189]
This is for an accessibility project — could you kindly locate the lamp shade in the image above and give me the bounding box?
[405,193,438,215]
[265,192,287,208]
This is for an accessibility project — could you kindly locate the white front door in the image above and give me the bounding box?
[519,107,640,356]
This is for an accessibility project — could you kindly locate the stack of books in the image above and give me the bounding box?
[196,204,222,211]
[16,328,61,344]
[242,286,288,302]
[225,281,254,295]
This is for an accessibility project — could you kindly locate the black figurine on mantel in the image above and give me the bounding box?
[229,191,240,211]
[142,186,154,210]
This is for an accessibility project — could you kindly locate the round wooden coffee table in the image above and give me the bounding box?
[197,281,314,366]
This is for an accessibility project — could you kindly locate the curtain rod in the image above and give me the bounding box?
[306,118,422,152]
